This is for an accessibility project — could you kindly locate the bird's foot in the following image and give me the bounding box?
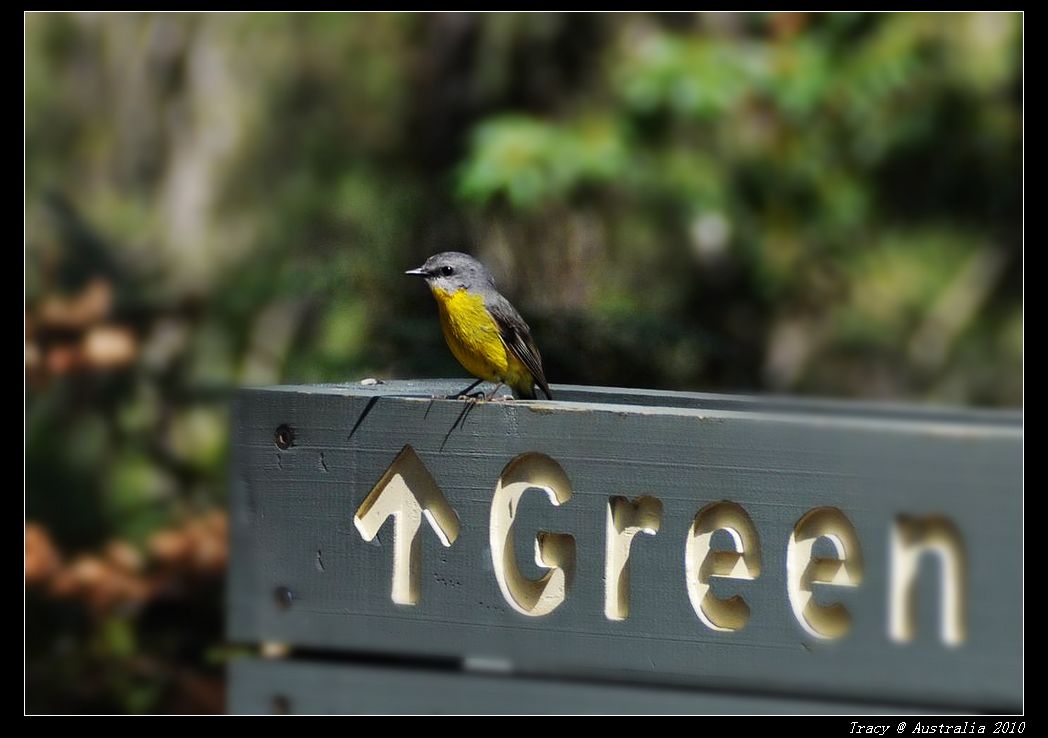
[482,383,509,401]
[444,378,485,400]
[446,391,485,401]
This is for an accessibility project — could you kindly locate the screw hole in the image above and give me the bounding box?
[274,586,294,610]
[274,424,295,450]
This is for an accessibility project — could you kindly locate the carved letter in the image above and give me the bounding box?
[787,507,863,639]
[604,496,662,620]
[685,501,761,631]
[490,453,575,617]
[890,515,967,646]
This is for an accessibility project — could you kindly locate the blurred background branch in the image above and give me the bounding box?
[25,12,1021,713]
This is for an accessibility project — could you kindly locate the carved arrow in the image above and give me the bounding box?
[354,445,460,605]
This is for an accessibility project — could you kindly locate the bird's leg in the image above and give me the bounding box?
[484,383,506,401]
[446,378,484,400]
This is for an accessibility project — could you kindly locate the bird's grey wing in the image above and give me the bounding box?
[488,294,552,400]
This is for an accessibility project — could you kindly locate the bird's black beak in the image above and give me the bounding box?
[404,267,427,277]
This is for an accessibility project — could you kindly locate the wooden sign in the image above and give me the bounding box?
[228,381,1021,712]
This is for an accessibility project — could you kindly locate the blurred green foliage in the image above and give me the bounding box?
[25,12,1021,712]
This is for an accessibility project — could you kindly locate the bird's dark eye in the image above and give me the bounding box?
[440,265,454,277]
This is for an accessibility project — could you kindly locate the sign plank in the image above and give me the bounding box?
[228,658,938,715]
[228,381,1021,711]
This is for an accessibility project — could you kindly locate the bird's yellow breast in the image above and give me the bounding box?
[431,287,530,388]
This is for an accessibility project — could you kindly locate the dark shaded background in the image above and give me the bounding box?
[25,12,1021,713]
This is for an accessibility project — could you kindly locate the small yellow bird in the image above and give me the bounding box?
[406,252,552,400]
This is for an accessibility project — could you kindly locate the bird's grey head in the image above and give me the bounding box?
[405,252,497,294]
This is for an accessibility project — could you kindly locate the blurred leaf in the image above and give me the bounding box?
[458,116,627,208]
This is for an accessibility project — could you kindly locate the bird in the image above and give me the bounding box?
[405,252,552,401]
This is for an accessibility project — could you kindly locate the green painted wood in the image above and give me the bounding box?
[228,380,1022,711]
[227,658,946,715]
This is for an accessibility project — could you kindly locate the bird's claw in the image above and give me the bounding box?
[446,391,485,401]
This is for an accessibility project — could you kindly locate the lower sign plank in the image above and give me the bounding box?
[228,381,1022,711]
[228,658,941,714]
